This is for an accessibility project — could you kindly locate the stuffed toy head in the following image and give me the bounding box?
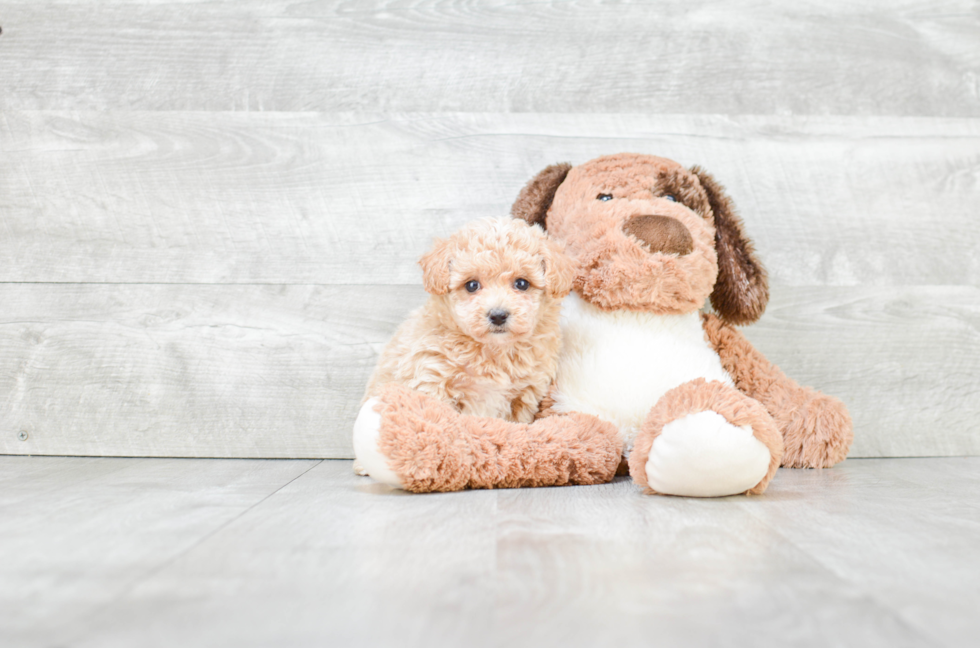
[511,153,769,325]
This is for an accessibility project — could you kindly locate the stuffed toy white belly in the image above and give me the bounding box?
[552,293,734,454]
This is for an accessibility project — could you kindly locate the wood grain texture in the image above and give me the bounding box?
[0,283,976,459]
[3,456,976,647]
[0,456,320,648]
[1,111,979,286]
[1,1,978,116]
[0,283,426,458]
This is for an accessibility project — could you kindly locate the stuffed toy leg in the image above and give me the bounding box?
[353,383,622,493]
[628,379,784,497]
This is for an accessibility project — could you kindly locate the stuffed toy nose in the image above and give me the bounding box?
[623,215,694,256]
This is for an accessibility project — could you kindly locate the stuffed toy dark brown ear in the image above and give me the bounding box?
[510,163,572,229]
[691,166,769,325]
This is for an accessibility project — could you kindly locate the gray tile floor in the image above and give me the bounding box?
[1,456,978,648]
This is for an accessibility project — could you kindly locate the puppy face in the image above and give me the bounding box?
[419,219,574,345]
[546,154,719,314]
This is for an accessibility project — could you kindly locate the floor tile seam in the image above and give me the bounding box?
[60,458,324,646]
[733,498,939,645]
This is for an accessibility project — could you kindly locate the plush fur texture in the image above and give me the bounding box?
[515,154,770,324]
[539,155,720,314]
[511,163,573,228]
[692,167,769,326]
[628,379,783,495]
[623,214,695,256]
[702,313,853,468]
[364,218,575,424]
[374,383,621,492]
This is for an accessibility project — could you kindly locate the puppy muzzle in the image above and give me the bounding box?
[623,214,694,256]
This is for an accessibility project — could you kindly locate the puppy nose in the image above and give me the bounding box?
[488,309,509,326]
[624,214,694,256]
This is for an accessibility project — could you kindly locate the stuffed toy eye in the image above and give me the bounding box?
[514,278,530,291]
[664,194,677,202]
[597,193,613,201]
[465,280,480,293]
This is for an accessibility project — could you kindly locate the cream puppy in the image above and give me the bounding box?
[354,218,575,474]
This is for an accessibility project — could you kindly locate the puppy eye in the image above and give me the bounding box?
[597,193,613,201]
[465,280,480,293]
[664,194,677,202]
[514,278,530,291]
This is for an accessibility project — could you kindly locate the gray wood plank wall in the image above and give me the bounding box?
[1,2,978,459]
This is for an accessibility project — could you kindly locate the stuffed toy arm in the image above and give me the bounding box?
[353,384,622,492]
[701,313,854,468]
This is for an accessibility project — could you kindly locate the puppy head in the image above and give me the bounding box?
[511,153,768,324]
[419,218,574,344]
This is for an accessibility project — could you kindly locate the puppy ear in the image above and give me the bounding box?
[418,237,453,295]
[540,236,577,298]
[691,166,769,325]
[511,163,572,229]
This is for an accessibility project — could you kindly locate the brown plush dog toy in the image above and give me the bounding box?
[354,153,853,496]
